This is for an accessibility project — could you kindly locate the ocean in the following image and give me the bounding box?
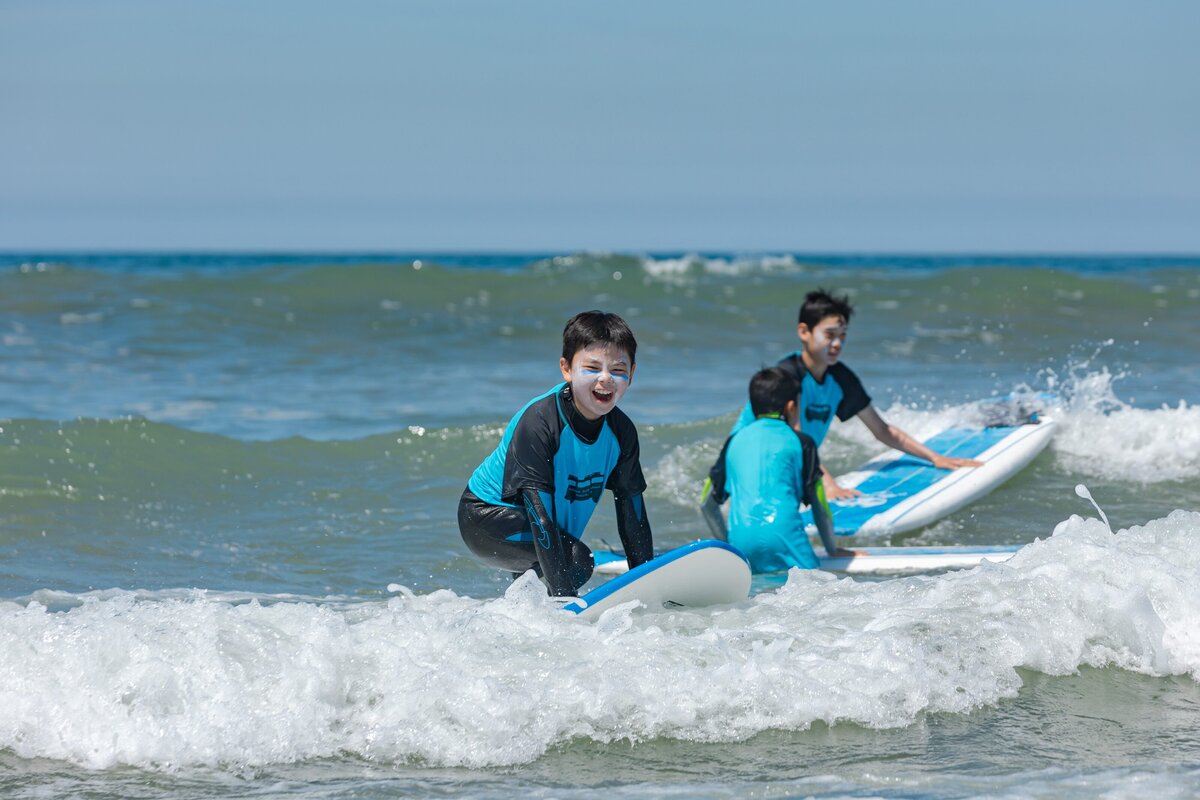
[1,251,1199,799]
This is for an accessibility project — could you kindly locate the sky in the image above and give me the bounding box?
[2,0,1198,253]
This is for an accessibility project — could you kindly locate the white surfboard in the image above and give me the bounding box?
[563,540,751,620]
[814,544,1019,573]
[803,411,1057,538]
[594,543,1020,577]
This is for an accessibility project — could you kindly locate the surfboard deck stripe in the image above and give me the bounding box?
[802,416,1057,536]
[593,543,1020,577]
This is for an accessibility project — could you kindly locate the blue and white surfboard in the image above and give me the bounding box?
[805,415,1057,537]
[564,540,751,621]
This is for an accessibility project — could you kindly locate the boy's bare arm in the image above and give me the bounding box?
[857,406,984,469]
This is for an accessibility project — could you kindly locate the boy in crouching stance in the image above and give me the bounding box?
[457,311,653,596]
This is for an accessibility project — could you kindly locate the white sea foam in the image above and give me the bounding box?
[1048,369,1200,483]
[127,399,217,422]
[648,433,726,508]
[236,406,321,423]
[817,369,1200,484]
[2,510,1198,771]
[639,254,804,280]
[59,311,105,325]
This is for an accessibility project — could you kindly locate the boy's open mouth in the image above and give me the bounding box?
[592,388,614,402]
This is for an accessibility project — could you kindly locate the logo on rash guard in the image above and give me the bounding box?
[564,472,605,503]
[805,403,832,423]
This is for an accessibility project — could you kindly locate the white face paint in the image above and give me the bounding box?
[559,344,634,420]
[799,315,848,369]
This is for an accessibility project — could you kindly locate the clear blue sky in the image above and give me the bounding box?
[2,1,1197,252]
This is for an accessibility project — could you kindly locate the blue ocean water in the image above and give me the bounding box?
[2,252,1199,799]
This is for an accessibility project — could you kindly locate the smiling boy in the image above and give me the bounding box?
[702,288,980,537]
[458,310,653,597]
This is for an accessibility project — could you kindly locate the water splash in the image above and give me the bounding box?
[1074,484,1111,531]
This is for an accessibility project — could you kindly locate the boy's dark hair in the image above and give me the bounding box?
[562,311,638,365]
[749,366,800,417]
[799,288,854,328]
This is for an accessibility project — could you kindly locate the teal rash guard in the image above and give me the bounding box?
[724,416,823,573]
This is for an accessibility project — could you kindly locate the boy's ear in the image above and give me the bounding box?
[559,356,571,381]
[796,322,810,339]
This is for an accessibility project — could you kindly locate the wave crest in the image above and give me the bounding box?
[3,510,1198,770]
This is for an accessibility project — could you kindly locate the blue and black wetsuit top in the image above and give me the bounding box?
[731,354,871,446]
[468,382,646,543]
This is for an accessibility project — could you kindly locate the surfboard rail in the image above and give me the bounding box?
[815,544,1020,573]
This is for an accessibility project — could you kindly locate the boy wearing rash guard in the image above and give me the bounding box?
[457,311,653,597]
[724,367,850,572]
[702,288,981,538]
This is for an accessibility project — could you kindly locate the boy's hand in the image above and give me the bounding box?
[826,547,862,558]
[822,473,861,500]
[931,455,983,470]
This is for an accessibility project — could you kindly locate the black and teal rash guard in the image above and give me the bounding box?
[732,354,871,445]
[468,382,648,547]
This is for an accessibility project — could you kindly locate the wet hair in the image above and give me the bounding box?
[749,366,800,417]
[798,288,854,329]
[561,310,637,366]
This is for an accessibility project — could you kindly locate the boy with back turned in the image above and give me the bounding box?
[723,366,845,572]
[458,310,653,597]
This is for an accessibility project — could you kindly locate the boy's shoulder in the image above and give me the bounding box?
[743,416,796,439]
[603,404,639,440]
[777,351,807,377]
[827,362,862,383]
[507,384,566,430]
[730,418,802,459]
